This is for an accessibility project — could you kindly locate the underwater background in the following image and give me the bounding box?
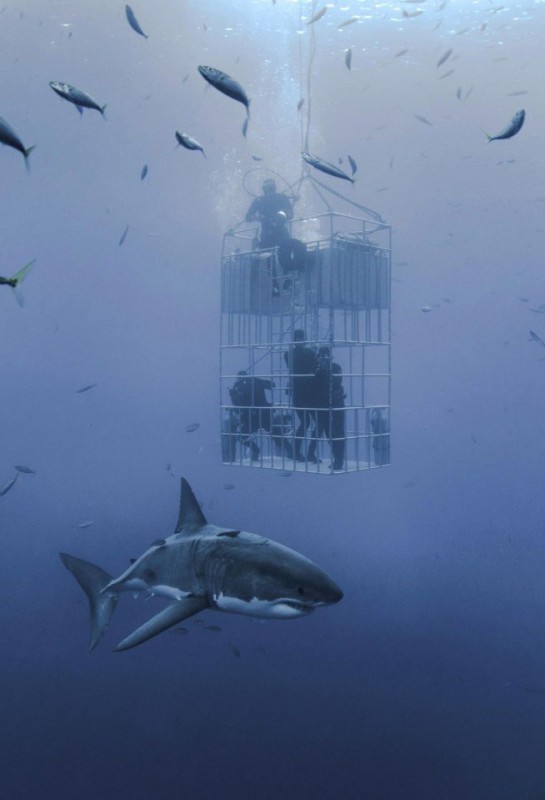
[2,1,545,797]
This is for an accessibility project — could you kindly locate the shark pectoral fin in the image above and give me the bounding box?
[115,597,207,652]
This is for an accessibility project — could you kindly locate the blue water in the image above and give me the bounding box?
[3,1,545,798]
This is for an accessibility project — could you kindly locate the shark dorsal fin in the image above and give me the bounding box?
[175,478,207,533]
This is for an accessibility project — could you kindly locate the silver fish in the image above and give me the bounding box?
[529,329,545,347]
[486,109,525,141]
[302,152,355,184]
[140,164,148,180]
[175,131,206,157]
[119,225,129,246]
[347,155,357,175]
[77,521,94,530]
[50,81,106,117]
[0,473,18,497]
[125,5,148,39]
[337,16,360,29]
[185,422,200,433]
[415,114,433,126]
[436,48,453,68]
[0,116,35,166]
[76,383,97,394]
[197,66,250,116]
[307,6,327,25]
[345,49,352,71]
[297,98,304,112]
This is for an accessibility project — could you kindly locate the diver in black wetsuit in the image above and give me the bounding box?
[229,371,294,461]
[284,330,318,462]
[307,347,346,471]
[245,179,293,249]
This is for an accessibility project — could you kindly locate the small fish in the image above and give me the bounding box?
[125,5,148,39]
[529,330,545,347]
[307,6,327,25]
[251,155,263,161]
[438,69,455,80]
[415,114,433,126]
[119,225,129,246]
[455,27,470,36]
[436,48,453,68]
[185,422,200,433]
[0,474,19,497]
[276,471,293,478]
[223,483,235,490]
[169,626,188,636]
[485,109,525,142]
[76,383,97,394]
[297,98,304,112]
[337,16,360,29]
[395,48,408,58]
[15,465,35,474]
[456,86,462,100]
[0,116,35,167]
[302,152,355,183]
[347,155,357,176]
[77,521,94,529]
[507,90,527,97]
[175,131,206,157]
[49,81,107,116]
[204,625,222,633]
[229,641,241,657]
[345,49,352,71]
[198,65,250,117]
[140,164,148,180]
[421,306,433,312]
[470,433,477,444]
[403,9,424,17]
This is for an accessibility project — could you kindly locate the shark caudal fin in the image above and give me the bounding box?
[60,552,119,651]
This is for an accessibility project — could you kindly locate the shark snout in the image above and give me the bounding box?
[323,579,343,605]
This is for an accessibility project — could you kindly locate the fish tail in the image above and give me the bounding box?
[60,553,119,651]
[100,104,107,119]
[9,259,35,307]
[23,145,36,172]
[483,130,493,142]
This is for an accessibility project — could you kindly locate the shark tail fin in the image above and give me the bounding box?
[60,552,119,651]
[100,104,107,119]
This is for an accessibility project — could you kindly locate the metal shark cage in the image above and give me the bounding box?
[220,210,391,474]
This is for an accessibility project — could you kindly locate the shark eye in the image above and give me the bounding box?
[297,586,305,596]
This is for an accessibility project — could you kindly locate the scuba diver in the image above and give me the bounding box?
[229,370,294,462]
[245,178,293,250]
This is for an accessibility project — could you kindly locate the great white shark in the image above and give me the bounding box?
[60,478,343,651]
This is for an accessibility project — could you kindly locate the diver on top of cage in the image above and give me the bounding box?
[245,178,293,250]
[229,370,294,461]
[307,346,346,471]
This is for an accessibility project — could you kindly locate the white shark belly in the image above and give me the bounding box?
[213,592,309,619]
